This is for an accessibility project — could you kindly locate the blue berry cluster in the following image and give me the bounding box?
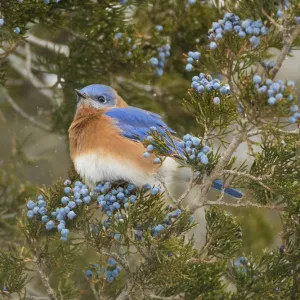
[190,73,231,99]
[143,132,211,165]
[263,60,275,70]
[179,134,210,165]
[151,208,182,238]
[185,51,201,72]
[26,181,94,240]
[142,135,162,164]
[85,258,122,283]
[150,44,171,77]
[208,13,269,49]
[26,180,162,241]
[252,75,298,124]
[134,204,194,241]
[95,181,137,216]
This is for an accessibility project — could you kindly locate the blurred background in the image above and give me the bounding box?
[1,0,299,270]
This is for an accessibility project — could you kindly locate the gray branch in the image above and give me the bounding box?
[187,130,246,213]
[201,200,284,211]
[248,128,300,137]
[26,33,70,57]
[7,53,54,102]
[34,256,57,300]
[271,25,300,78]
[2,88,52,132]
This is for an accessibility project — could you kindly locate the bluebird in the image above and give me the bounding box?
[69,84,242,198]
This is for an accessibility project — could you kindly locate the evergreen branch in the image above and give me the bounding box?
[24,297,49,300]
[248,128,300,137]
[262,9,282,30]
[271,25,300,78]
[2,88,52,132]
[100,251,130,274]
[115,275,136,300]
[281,0,289,43]
[202,200,284,211]
[291,227,300,299]
[89,282,100,300]
[148,294,184,299]
[100,250,134,300]
[33,256,57,300]
[222,170,273,191]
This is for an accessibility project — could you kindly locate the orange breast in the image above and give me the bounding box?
[68,106,158,176]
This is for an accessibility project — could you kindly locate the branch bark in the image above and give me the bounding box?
[34,256,57,300]
[187,130,246,213]
[248,128,300,137]
[3,88,52,132]
[7,53,54,102]
[26,34,70,57]
[271,26,300,78]
[201,200,284,211]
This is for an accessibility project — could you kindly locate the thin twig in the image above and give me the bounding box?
[271,26,300,78]
[157,170,195,208]
[25,297,51,300]
[222,170,273,191]
[157,175,177,204]
[248,128,300,137]
[89,282,100,300]
[148,294,184,300]
[262,9,282,30]
[176,169,195,205]
[201,200,284,211]
[2,88,52,132]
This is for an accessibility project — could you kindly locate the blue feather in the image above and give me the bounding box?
[105,107,243,199]
[105,107,183,155]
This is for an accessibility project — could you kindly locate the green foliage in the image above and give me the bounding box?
[1,0,300,299]
[0,245,28,296]
[205,208,242,258]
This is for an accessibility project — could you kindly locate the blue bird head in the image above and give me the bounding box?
[75,84,118,109]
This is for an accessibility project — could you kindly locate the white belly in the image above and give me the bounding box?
[74,153,181,188]
[74,153,155,188]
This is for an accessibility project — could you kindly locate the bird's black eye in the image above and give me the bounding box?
[97,96,107,103]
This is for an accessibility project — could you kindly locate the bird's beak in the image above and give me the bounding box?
[75,89,87,99]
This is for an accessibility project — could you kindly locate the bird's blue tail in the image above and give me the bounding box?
[212,179,243,199]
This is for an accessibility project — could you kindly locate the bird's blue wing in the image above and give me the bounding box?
[105,107,183,155]
[105,107,243,199]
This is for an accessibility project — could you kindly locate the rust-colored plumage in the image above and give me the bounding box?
[69,105,158,180]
